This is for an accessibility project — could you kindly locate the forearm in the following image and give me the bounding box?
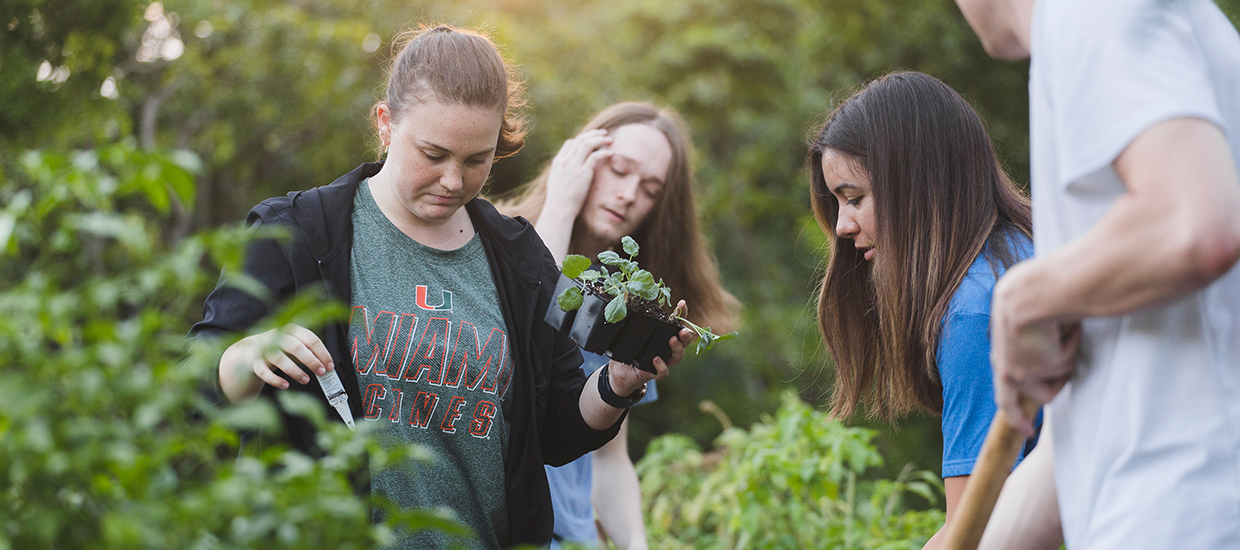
[978,423,1061,550]
[578,364,635,430]
[592,420,648,550]
[998,197,1230,326]
[534,207,578,265]
[922,474,969,550]
[219,345,264,404]
[1000,120,1240,326]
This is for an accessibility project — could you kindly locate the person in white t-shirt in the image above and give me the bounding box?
[952,0,1240,548]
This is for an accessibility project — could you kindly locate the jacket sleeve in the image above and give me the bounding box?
[187,199,298,397]
[536,265,625,466]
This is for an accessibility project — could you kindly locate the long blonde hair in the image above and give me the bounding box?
[497,102,739,332]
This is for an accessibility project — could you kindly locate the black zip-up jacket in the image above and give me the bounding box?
[190,162,623,547]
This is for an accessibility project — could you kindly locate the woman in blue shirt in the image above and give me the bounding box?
[807,71,1033,549]
[498,102,739,548]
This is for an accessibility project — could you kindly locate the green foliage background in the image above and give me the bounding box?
[5,0,1239,546]
[0,142,468,547]
[637,392,944,549]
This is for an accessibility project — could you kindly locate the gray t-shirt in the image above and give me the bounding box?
[349,181,513,549]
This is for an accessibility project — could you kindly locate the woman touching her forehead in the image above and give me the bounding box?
[498,102,739,549]
[809,71,1043,550]
[191,26,692,550]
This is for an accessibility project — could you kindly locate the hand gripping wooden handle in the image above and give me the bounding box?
[942,399,1038,550]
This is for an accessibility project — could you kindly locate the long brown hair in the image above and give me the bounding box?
[497,102,739,332]
[809,71,1031,421]
[375,24,527,159]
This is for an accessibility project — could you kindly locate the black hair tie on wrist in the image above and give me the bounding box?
[598,362,647,409]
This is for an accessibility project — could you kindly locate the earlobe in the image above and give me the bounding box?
[375,103,392,146]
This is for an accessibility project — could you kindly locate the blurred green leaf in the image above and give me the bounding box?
[598,250,624,266]
[562,254,592,279]
[605,294,627,323]
[621,235,639,257]
[557,286,584,311]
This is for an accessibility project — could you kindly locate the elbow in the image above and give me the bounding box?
[1183,218,1240,284]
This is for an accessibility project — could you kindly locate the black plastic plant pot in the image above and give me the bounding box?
[607,310,683,374]
[568,291,623,354]
[543,274,581,335]
[545,274,623,354]
[543,274,680,373]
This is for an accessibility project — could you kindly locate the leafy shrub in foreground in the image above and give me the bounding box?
[0,141,465,549]
[637,391,944,550]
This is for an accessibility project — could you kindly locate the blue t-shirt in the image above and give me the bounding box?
[938,233,1035,478]
[546,351,658,548]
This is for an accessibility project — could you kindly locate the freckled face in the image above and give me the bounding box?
[578,123,672,245]
[821,149,878,261]
[376,97,504,227]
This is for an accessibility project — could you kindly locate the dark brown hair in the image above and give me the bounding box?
[497,102,739,332]
[809,71,1032,421]
[377,24,527,159]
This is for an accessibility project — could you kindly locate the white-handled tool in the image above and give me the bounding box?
[316,369,355,430]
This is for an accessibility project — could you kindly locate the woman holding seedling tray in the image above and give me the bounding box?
[497,102,738,549]
[192,28,695,550]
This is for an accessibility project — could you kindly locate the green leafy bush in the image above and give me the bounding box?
[637,391,944,550]
[0,141,465,549]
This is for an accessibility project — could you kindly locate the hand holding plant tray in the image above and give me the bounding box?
[544,236,737,373]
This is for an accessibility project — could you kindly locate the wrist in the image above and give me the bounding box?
[598,362,646,409]
[608,361,643,396]
[996,260,1055,328]
[219,343,262,403]
[539,201,581,226]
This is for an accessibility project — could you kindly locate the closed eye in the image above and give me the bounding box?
[424,152,446,162]
[846,196,862,207]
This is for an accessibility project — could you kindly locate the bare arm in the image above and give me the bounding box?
[978,420,1062,550]
[922,475,970,550]
[592,418,649,550]
[577,326,691,430]
[992,118,1240,430]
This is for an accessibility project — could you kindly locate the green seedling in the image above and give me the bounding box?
[557,236,737,354]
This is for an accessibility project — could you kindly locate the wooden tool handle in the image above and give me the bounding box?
[941,400,1037,550]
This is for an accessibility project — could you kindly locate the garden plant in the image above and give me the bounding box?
[637,390,945,550]
[554,236,738,357]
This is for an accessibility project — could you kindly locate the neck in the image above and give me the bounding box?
[367,172,475,251]
[568,225,614,262]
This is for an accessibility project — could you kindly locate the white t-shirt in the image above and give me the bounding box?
[1030,0,1240,548]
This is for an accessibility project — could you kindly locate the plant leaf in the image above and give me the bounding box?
[580,269,600,281]
[605,294,627,323]
[695,332,714,354]
[598,250,624,266]
[604,274,626,296]
[562,255,592,279]
[557,286,583,311]
[627,270,659,300]
[621,235,639,257]
[620,259,638,276]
